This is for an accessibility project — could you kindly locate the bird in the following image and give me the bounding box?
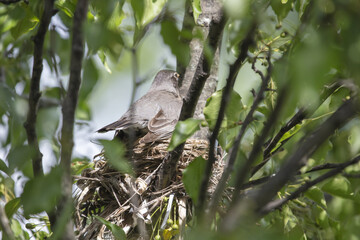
[97,70,183,145]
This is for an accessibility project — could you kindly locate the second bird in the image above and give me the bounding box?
[97,70,183,144]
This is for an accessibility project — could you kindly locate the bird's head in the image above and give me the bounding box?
[148,70,180,95]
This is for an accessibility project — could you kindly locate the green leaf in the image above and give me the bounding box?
[191,0,202,23]
[107,1,126,30]
[0,158,10,175]
[131,0,145,29]
[203,89,244,131]
[132,0,167,29]
[85,22,124,59]
[98,50,112,73]
[182,157,206,205]
[217,125,240,151]
[5,197,21,218]
[11,218,30,239]
[168,118,201,151]
[21,167,62,216]
[7,145,34,175]
[295,0,311,19]
[131,0,167,45]
[76,100,92,120]
[55,0,76,18]
[90,0,118,22]
[37,108,60,140]
[94,216,127,240]
[99,139,134,175]
[142,0,167,27]
[71,157,93,176]
[43,87,63,100]
[270,0,294,22]
[305,186,327,209]
[322,176,353,199]
[81,57,99,101]
[160,20,190,67]
[10,7,39,39]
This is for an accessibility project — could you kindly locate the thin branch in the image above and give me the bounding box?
[208,49,271,214]
[197,22,257,217]
[0,0,26,5]
[305,162,341,173]
[254,98,359,207]
[58,0,89,238]
[259,155,360,215]
[222,98,360,231]
[0,205,14,240]
[24,0,55,177]
[130,47,139,106]
[251,80,349,177]
[239,174,275,191]
[21,94,61,108]
[343,172,360,178]
[157,9,226,190]
[232,84,285,203]
[176,0,193,83]
[22,0,56,229]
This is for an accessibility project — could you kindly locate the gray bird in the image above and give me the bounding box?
[97,70,183,144]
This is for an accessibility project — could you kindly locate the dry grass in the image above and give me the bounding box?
[74,139,224,240]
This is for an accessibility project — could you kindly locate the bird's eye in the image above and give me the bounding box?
[173,72,180,80]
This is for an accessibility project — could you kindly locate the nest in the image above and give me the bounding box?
[74,139,224,240]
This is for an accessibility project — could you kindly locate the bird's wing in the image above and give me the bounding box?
[139,109,177,143]
[96,117,146,133]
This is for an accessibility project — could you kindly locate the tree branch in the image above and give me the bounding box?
[222,98,360,231]
[58,0,89,238]
[0,0,26,5]
[254,99,359,206]
[23,0,56,229]
[0,205,14,240]
[259,155,360,215]
[305,162,341,173]
[176,0,193,82]
[251,80,350,176]
[157,5,225,190]
[197,22,257,217]
[24,0,55,177]
[207,48,271,215]
[231,84,285,203]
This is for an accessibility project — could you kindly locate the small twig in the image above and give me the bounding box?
[232,84,286,203]
[157,11,226,190]
[130,48,139,106]
[251,56,265,81]
[0,0,25,5]
[305,163,340,173]
[254,98,359,207]
[20,94,60,108]
[251,80,347,177]
[222,98,360,231]
[198,22,257,217]
[239,174,275,190]
[110,185,123,208]
[343,172,360,178]
[22,0,56,229]
[24,0,55,177]
[73,176,101,181]
[259,155,360,215]
[0,205,14,240]
[209,47,271,214]
[176,0,193,84]
[58,0,89,238]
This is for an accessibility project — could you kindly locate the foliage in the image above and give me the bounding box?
[1,0,360,239]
